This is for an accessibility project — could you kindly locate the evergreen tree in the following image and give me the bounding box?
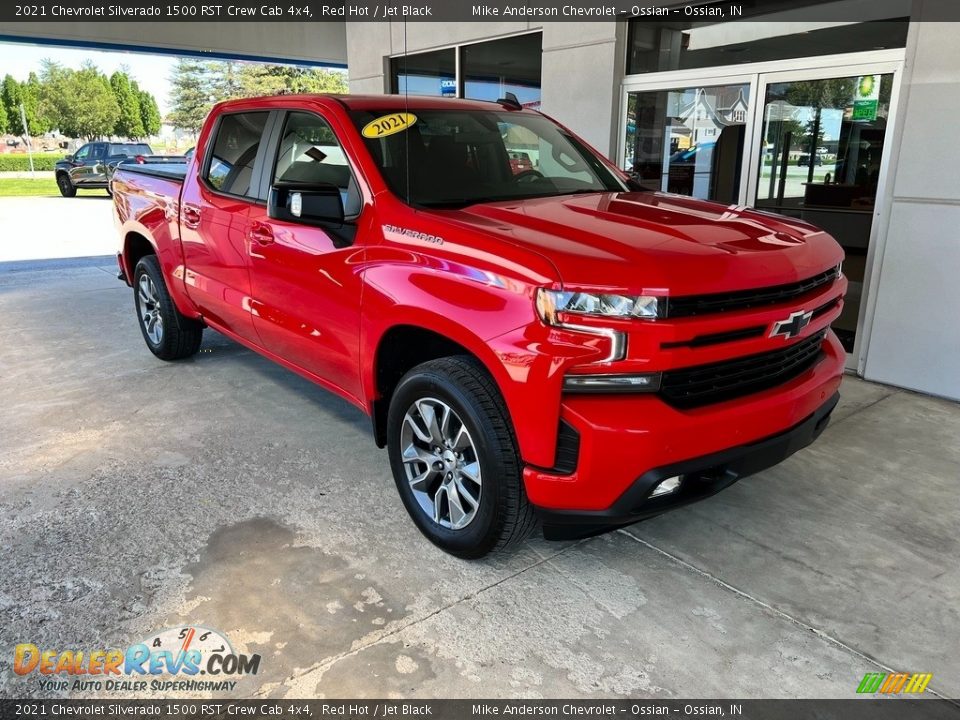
[2,74,23,135]
[168,58,214,134]
[131,81,162,137]
[110,70,146,139]
[22,72,51,135]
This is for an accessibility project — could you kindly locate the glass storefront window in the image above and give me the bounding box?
[755,72,894,352]
[623,83,750,203]
[389,34,542,106]
[390,48,455,97]
[462,34,542,108]
[627,14,908,76]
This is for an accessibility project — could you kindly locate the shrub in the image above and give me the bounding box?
[0,154,66,171]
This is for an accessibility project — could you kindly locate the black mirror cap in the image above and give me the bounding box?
[268,182,344,227]
[63,154,74,162]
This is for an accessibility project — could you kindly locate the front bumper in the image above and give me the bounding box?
[525,328,845,537]
[536,390,838,539]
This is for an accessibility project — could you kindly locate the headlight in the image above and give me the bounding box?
[536,288,660,325]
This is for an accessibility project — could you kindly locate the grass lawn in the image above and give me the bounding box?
[0,178,109,198]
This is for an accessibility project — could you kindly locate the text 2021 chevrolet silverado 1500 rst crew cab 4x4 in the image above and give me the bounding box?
[112,95,846,558]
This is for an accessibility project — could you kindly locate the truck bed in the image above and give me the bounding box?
[114,162,188,181]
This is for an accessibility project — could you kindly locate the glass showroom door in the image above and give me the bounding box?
[621,79,754,205]
[748,64,901,360]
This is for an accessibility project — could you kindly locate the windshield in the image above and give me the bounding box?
[349,108,625,208]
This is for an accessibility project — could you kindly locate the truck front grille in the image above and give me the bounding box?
[665,267,839,318]
[659,331,827,409]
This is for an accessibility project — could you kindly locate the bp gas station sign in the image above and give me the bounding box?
[853,75,880,120]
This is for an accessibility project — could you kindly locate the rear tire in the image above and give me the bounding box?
[386,356,536,558]
[133,255,203,361]
[56,173,76,198]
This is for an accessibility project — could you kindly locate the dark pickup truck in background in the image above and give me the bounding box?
[55,142,186,197]
[55,141,158,197]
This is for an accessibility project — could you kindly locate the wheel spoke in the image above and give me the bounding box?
[445,481,468,528]
[408,466,434,492]
[404,411,433,444]
[452,423,472,451]
[401,442,434,465]
[459,460,480,485]
[417,400,445,447]
[453,475,478,511]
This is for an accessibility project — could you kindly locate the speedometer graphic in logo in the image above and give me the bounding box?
[143,626,233,658]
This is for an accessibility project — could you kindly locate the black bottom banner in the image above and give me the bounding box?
[1,700,959,720]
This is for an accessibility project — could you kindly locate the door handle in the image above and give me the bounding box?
[249,222,275,245]
[182,204,202,229]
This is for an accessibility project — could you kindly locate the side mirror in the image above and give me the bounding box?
[268,182,344,227]
[63,154,74,162]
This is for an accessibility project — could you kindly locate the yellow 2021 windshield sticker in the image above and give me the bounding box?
[362,112,417,139]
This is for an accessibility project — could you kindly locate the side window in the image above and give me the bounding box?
[205,112,269,198]
[272,111,361,218]
[74,145,90,161]
[90,144,107,160]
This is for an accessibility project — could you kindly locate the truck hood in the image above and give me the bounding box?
[446,191,843,295]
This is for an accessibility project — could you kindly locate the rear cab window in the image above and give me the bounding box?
[109,144,152,157]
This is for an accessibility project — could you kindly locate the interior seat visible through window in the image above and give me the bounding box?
[273,112,362,218]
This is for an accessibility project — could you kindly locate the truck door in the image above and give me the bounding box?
[246,109,367,404]
[179,110,274,343]
[69,143,102,185]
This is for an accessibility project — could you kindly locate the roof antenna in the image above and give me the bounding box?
[403,14,411,206]
[497,91,522,110]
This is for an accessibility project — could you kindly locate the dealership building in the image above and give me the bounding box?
[4,0,959,400]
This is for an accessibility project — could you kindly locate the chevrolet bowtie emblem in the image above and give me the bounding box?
[770,310,813,340]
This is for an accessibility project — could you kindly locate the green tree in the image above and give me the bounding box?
[168,58,214,134]
[237,64,348,96]
[22,72,51,135]
[2,74,23,135]
[0,97,7,134]
[41,61,120,139]
[133,83,162,137]
[110,70,146,139]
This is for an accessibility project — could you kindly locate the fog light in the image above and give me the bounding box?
[650,475,682,498]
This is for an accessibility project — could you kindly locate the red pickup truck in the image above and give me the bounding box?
[113,94,846,558]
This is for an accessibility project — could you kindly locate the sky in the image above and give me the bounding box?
[0,41,178,115]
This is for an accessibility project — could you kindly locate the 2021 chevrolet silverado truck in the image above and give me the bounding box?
[113,94,846,558]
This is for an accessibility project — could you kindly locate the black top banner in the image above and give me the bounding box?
[1,700,960,720]
[1,0,957,23]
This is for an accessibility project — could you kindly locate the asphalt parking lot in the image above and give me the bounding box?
[1,253,958,701]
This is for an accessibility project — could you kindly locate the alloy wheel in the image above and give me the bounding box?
[399,397,482,530]
[137,274,164,345]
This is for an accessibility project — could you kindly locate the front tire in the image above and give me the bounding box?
[387,356,536,558]
[56,173,76,197]
[133,255,203,360]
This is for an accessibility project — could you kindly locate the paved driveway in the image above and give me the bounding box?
[0,259,958,701]
[0,196,116,263]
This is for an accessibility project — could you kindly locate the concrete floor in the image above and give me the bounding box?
[0,258,958,701]
[0,196,116,263]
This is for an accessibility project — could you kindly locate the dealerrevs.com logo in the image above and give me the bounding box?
[13,626,261,693]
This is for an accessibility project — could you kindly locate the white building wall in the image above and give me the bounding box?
[861,19,960,400]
